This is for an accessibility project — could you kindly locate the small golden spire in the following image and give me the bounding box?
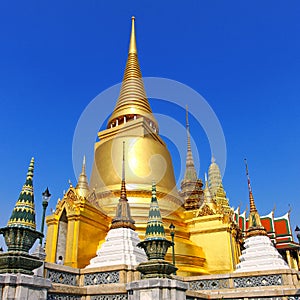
[120,141,126,200]
[211,155,215,163]
[244,159,257,213]
[183,105,197,181]
[244,159,266,237]
[82,155,86,174]
[75,156,90,198]
[208,156,222,197]
[111,141,136,230]
[129,16,137,54]
[204,172,212,203]
[186,105,192,153]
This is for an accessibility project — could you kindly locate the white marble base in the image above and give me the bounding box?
[127,278,188,300]
[0,273,51,300]
[235,235,289,272]
[85,228,147,268]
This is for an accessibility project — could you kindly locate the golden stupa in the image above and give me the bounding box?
[45,17,241,275]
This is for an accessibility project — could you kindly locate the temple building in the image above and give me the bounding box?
[1,16,299,300]
[44,16,299,277]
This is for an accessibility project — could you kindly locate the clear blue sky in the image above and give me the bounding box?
[0,1,299,241]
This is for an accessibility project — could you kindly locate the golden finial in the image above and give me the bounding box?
[186,105,191,153]
[129,16,137,54]
[244,159,266,236]
[75,156,90,197]
[183,105,197,181]
[82,155,86,175]
[26,157,34,179]
[120,141,126,199]
[244,158,257,213]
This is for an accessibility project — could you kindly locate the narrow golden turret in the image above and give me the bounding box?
[111,142,136,230]
[244,159,267,237]
[129,16,137,54]
[203,173,212,204]
[215,182,231,214]
[75,156,90,198]
[208,156,222,197]
[107,16,158,130]
[180,106,203,210]
[184,106,197,181]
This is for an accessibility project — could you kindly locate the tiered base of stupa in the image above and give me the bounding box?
[235,235,289,272]
[85,228,147,268]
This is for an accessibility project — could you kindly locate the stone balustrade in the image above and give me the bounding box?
[43,263,300,300]
[44,262,140,300]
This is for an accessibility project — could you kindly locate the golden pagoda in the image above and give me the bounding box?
[45,17,241,275]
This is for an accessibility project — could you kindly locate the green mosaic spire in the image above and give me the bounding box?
[145,181,166,240]
[137,181,176,277]
[7,157,36,230]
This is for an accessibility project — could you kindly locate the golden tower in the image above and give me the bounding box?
[90,16,181,218]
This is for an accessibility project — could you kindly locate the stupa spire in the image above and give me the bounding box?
[129,16,137,54]
[121,141,126,199]
[75,155,90,198]
[7,157,36,230]
[235,159,288,272]
[203,173,212,203]
[107,17,157,130]
[208,155,222,197]
[145,181,166,240]
[245,159,257,213]
[184,106,197,181]
[111,142,136,230]
[244,159,266,237]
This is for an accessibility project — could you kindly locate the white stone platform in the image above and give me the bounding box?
[0,273,51,300]
[235,235,289,272]
[85,228,147,268]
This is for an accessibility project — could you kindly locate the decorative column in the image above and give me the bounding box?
[127,181,187,300]
[0,158,43,274]
[0,158,51,300]
[136,182,176,279]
